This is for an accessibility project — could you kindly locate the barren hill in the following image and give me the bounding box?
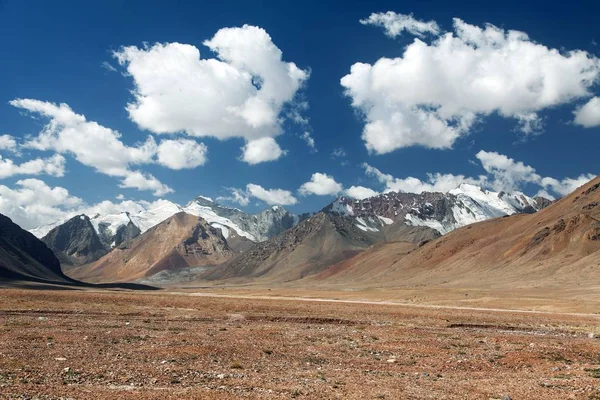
[202,212,439,283]
[0,214,73,284]
[69,212,235,283]
[315,176,600,290]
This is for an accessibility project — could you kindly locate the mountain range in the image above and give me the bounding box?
[3,178,599,290]
[26,183,551,284]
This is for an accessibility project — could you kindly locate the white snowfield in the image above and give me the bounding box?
[182,201,257,242]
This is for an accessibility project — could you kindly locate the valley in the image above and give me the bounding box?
[1,288,600,399]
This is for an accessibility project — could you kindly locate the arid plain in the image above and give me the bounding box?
[2,287,600,400]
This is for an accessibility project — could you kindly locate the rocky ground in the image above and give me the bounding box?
[1,288,600,399]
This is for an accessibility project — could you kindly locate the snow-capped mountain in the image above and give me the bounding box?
[325,184,551,235]
[31,195,303,266]
[182,196,301,242]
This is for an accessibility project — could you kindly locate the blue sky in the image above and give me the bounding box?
[0,0,599,229]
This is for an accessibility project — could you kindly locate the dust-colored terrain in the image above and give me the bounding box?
[2,288,600,399]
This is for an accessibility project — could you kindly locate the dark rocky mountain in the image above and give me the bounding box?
[0,213,73,283]
[325,184,551,235]
[42,215,109,267]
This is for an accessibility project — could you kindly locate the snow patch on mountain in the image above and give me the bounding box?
[130,200,182,233]
[182,201,257,241]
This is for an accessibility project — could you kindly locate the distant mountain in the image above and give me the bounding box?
[33,196,303,267]
[202,211,439,283]
[68,212,235,283]
[182,196,303,242]
[0,213,73,284]
[200,185,551,285]
[311,176,600,290]
[42,215,109,267]
[325,184,551,235]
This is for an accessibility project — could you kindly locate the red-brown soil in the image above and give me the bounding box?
[2,288,600,399]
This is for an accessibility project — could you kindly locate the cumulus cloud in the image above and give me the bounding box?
[475,150,541,192]
[218,184,297,206]
[246,183,297,205]
[363,151,595,199]
[118,171,173,196]
[298,173,343,196]
[574,97,600,127]
[10,98,172,196]
[364,163,485,194]
[0,135,18,153]
[157,138,208,169]
[360,12,440,38]
[342,17,600,154]
[114,25,308,163]
[540,174,596,196]
[217,187,251,207]
[0,154,66,179]
[345,185,379,200]
[240,137,286,164]
[0,179,83,229]
[0,176,182,230]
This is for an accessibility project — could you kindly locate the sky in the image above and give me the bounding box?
[0,0,599,229]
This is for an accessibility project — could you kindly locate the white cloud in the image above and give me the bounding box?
[534,189,555,201]
[240,137,286,164]
[345,185,379,200]
[0,154,66,179]
[475,150,541,192]
[10,98,172,195]
[101,61,117,73]
[0,179,83,229]
[0,135,18,153]
[300,131,316,152]
[217,187,250,207]
[540,174,596,196]
[360,12,440,38]
[574,97,600,127]
[342,17,600,154]
[364,163,486,194]
[331,148,347,158]
[157,138,208,169]
[217,184,296,206]
[246,183,297,205]
[116,194,125,200]
[114,25,308,163]
[118,171,173,196]
[0,176,180,230]
[298,173,343,196]
[363,151,595,199]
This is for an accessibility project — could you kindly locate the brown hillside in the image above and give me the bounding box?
[312,176,600,289]
[202,212,439,284]
[69,212,234,283]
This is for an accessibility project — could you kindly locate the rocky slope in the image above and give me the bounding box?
[326,184,550,235]
[313,176,600,289]
[68,212,235,283]
[182,196,303,242]
[42,215,110,267]
[33,196,303,267]
[0,213,73,284]
[202,212,439,283]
